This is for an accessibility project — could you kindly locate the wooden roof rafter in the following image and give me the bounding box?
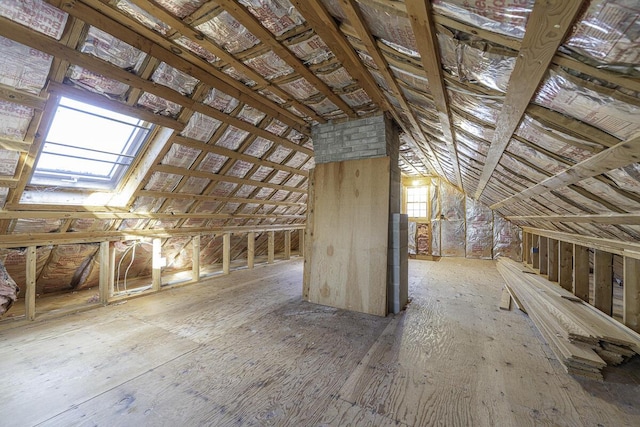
[405,0,463,190]
[214,0,358,118]
[474,0,586,200]
[125,0,326,124]
[337,0,454,182]
[491,133,640,210]
[507,213,640,225]
[51,0,310,133]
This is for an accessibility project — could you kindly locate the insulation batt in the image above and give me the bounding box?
[137,92,182,116]
[196,11,260,54]
[180,112,222,142]
[0,0,68,40]
[239,0,304,36]
[174,36,219,63]
[117,0,170,35]
[67,66,130,98]
[81,26,146,72]
[0,260,19,316]
[0,36,52,94]
[0,101,33,141]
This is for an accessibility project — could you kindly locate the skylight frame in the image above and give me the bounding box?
[30,96,154,191]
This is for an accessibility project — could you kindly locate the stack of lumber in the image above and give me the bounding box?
[497,258,640,380]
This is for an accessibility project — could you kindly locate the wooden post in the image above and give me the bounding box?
[223,233,230,275]
[538,236,548,276]
[284,230,291,260]
[548,238,559,282]
[99,241,110,304]
[593,250,613,315]
[268,231,275,264]
[532,234,540,270]
[152,238,162,291]
[573,244,589,302]
[623,256,640,332]
[559,241,573,292]
[298,230,304,258]
[25,246,36,321]
[192,235,200,282]
[109,243,116,298]
[524,232,532,265]
[247,231,255,269]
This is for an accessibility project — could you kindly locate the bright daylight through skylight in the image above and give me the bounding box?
[30,97,152,190]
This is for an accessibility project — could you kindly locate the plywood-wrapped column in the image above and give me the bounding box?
[305,114,402,316]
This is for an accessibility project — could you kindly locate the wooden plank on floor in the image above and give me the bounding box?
[500,287,512,311]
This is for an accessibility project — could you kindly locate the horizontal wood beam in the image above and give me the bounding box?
[152,164,305,194]
[173,135,308,177]
[0,83,48,110]
[0,224,305,248]
[474,0,585,199]
[0,136,31,153]
[0,211,304,220]
[47,81,185,131]
[492,133,640,209]
[506,212,640,225]
[137,190,305,207]
[522,226,640,258]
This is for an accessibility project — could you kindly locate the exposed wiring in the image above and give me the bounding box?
[115,241,153,293]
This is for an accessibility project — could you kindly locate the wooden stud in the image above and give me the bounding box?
[573,245,590,302]
[593,249,613,315]
[152,238,162,291]
[298,230,304,258]
[539,236,548,276]
[532,234,540,270]
[474,0,585,199]
[268,231,275,264]
[623,256,640,332]
[548,238,559,282]
[247,232,255,269]
[25,246,36,321]
[559,241,573,292]
[99,241,110,304]
[109,243,116,297]
[223,233,231,275]
[192,235,200,282]
[284,230,291,261]
[507,212,640,225]
[524,232,532,265]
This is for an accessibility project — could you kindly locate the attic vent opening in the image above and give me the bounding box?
[30,97,153,190]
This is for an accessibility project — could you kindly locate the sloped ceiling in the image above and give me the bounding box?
[0,0,638,246]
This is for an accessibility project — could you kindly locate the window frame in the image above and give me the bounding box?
[29,96,154,191]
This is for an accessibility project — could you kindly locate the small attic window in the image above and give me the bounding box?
[30,97,153,190]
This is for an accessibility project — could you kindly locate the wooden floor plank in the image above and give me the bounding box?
[1,258,639,426]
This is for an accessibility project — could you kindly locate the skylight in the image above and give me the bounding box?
[30,97,153,190]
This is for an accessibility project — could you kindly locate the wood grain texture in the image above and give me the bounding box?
[549,238,560,282]
[624,257,640,332]
[594,250,613,315]
[573,245,590,302]
[559,241,574,292]
[493,133,640,209]
[306,157,390,316]
[475,0,586,199]
[2,259,640,425]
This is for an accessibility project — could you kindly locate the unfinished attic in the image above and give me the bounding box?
[0,0,639,424]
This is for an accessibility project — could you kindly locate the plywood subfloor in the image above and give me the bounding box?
[1,258,639,426]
